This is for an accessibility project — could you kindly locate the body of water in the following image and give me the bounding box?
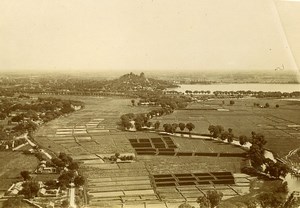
[171,83,300,93]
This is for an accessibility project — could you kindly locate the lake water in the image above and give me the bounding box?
[171,83,300,93]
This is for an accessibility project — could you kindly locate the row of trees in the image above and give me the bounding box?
[137,95,191,110]
[162,122,195,134]
[207,125,289,179]
[120,108,174,131]
[183,89,300,99]
[247,132,289,178]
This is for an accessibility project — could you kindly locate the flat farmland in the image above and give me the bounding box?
[152,98,300,158]
[34,96,158,156]
[30,96,253,207]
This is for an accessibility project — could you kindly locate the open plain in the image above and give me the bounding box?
[31,95,289,207]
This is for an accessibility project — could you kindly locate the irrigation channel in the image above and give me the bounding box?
[166,132,300,193]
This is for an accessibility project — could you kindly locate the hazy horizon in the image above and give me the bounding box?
[1,0,300,73]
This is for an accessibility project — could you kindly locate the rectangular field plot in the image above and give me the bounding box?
[76,136,92,142]
[52,137,74,141]
[87,174,158,205]
[129,137,178,156]
[152,172,235,188]
[87,129,110,134]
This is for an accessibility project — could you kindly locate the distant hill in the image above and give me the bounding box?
[102,72,178,92]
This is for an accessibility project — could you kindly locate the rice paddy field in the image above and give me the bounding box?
[27,95,263,207]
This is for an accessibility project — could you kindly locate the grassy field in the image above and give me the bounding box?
[152,97,300,158]
[0,151,39,191]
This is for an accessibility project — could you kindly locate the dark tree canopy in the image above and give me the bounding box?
[20,171,31,181]
[207,190,223,208]
[19,181,39,199]
[178,203,194,208]
[197,195,211,208]
[186,122,195,132]
[179,123,186,131]
[239,135,248,145]
[74,176,85,187]
[258,192,284,208]
[208,125,224,138]
[68,162,79,170]
[154,121,160,130]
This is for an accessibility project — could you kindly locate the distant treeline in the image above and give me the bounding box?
[177,90,300,98]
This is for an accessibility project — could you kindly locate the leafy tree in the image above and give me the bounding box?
[51,157,66,168]
[45,180,59,189]
[61,199,69,208]
[163,123,173,133]
[275,181,288,193]
[20,171,31,181]
[220,131,229,141]
[239,135,248,145]
[206,190,223,208]
[276,104,279,108]
[251,133,267,148]
[59,152,73,164]
[248,144,265,169]
[19,181,39,199]
[246,199,259,208]
[11,114,24,123]
[208,125,224,138]
[154,121,160,130]
[230,100,235,105]
[131,99,135,106]
[178,203,194,208]
[146,121,152,128]
[68,162,79,170]
[172,123,178,132]
[196,195,211,208]
[265,103,270,108]
[58,171,75,187]
[186,122,195,133]
[227,132,234,143]
[258,192,284,208]
[265,159,289,178]
[179,123,186,131]
[134,121,143,131]
[74,176,85,187]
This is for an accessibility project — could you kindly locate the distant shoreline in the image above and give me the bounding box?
[169,83,300,93]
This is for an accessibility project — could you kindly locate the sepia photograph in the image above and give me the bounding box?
[0,0,300,207]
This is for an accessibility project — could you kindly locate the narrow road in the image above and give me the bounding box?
[69,183,76,208]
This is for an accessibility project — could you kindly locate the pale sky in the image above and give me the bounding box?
[0,0,300,72]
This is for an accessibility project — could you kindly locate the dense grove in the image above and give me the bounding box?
[120,95,191,130]
[0,96,84,150]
